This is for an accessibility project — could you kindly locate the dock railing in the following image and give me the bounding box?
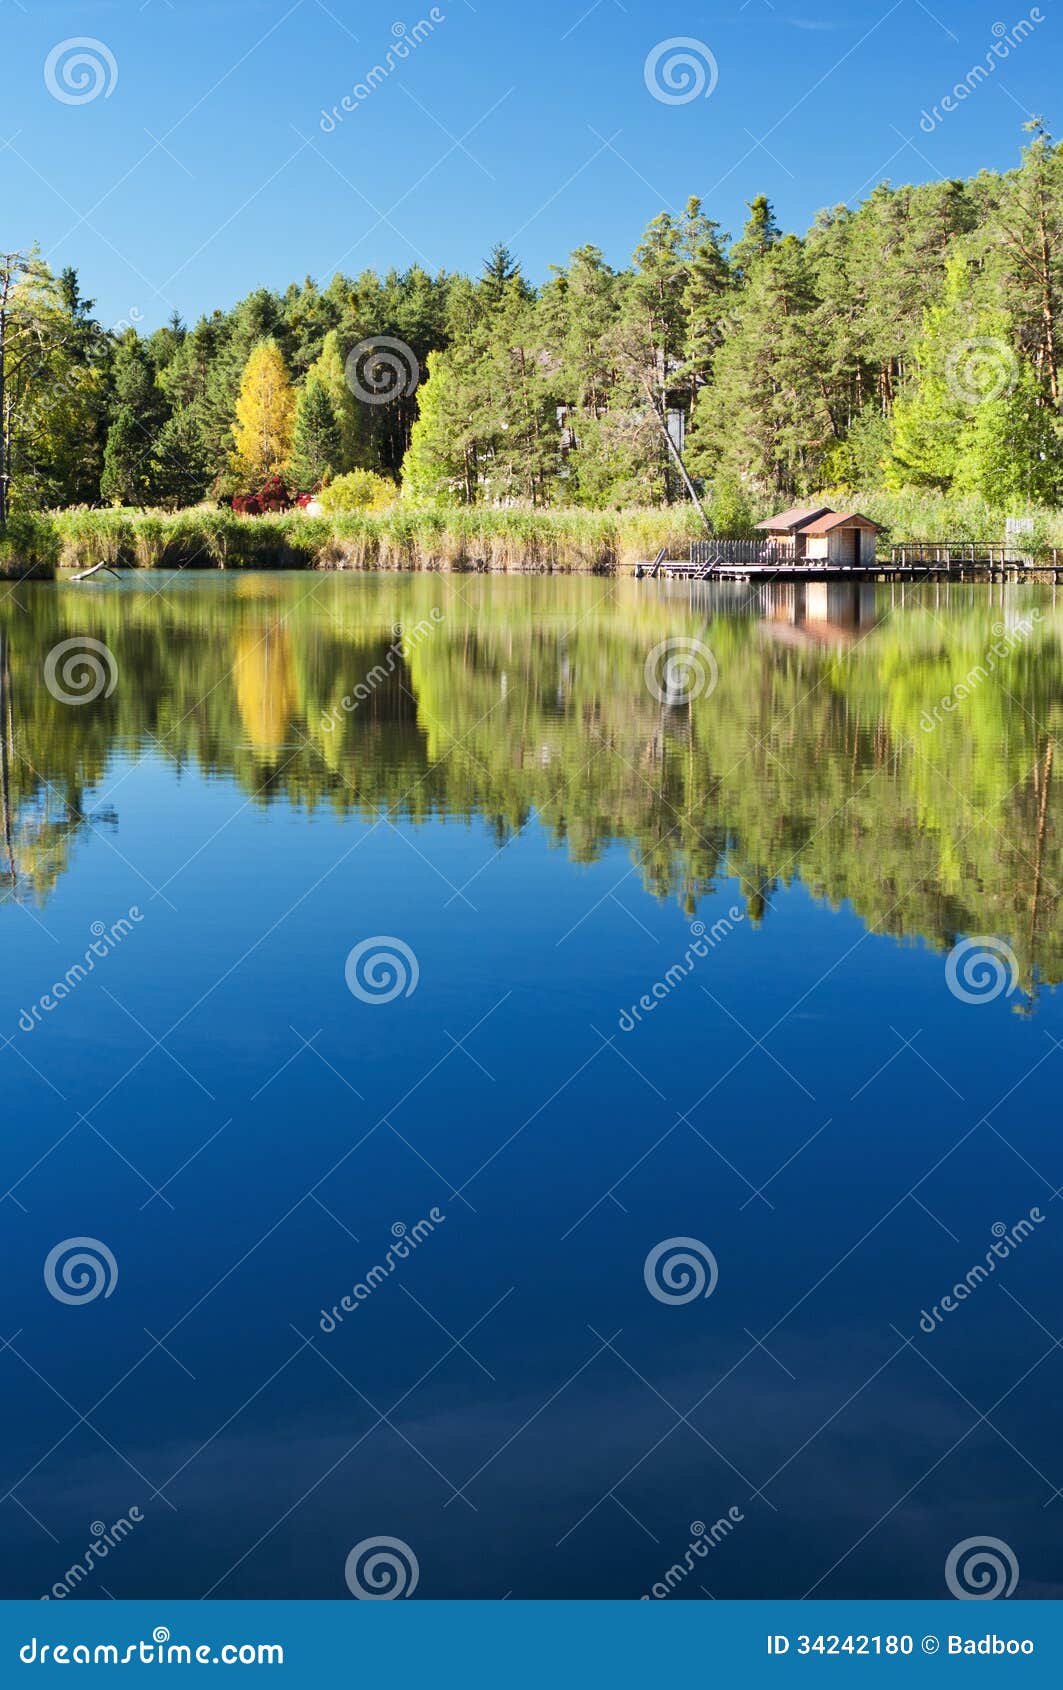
[675,539,1059,579]
[690,539,789,569]
[888,542,1028,567]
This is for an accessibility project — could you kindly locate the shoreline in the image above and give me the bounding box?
[3,498,1063,580]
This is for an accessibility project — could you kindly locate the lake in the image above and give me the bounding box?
[1,570,1061,1601]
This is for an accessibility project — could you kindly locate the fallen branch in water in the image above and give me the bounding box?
[69,559,120,582]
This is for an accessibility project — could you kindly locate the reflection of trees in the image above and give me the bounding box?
[234,622,296,753]
[3,578,1063,1000]
[0,626,102,906]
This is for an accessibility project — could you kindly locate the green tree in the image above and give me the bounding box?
[403,348,483,504]
[151,403,213,508]
[101,408,148,506]
[289,377,341,491]
[687,236,832,501]
[0,250,75,522]
[101,330,169,505]
[730,195,781,279]
[481,243,529,305]
[306,329,362,470]
[953,357,1062,503]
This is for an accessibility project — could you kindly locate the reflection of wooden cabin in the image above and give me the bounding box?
[760,581,879,647]
[756,507,882,566]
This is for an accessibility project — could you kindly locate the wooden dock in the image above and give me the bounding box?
[636,539,1063,583]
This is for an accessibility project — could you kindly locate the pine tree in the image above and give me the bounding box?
[306,329,362,470]
[100,330,169,505]
[231,339,296,488]
[682,210,732,393]
[992,120,1063,404]
[289,377,341,491]
[481,243,527,305]
[730,195,781,279]
[151,403,212,507]
[101,407,148,505]
[686,237,833,501]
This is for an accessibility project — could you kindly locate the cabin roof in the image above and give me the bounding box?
[799,511,883,535]
[755,505,833,533]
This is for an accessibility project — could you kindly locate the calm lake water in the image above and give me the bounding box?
[1,571,1061,1601]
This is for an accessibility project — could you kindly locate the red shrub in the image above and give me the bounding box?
[258,474,292,512]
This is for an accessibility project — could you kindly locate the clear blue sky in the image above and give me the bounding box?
[2,0,1057,330]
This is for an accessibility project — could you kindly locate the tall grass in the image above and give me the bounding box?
[9,493,1063,578]
[0,513,61,578]
[40,504,706,573]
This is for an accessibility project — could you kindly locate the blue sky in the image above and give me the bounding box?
[1,0,1056,330]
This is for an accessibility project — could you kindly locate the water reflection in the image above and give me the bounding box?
[1,574,1059,1002]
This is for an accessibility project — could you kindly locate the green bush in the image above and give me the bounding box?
[318,471,399,514]
[0,513,60,576]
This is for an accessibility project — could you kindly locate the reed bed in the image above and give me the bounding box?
[25,505,706,575]
[8,492,1062,579]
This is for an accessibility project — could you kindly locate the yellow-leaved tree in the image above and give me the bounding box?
[232,339,295,487]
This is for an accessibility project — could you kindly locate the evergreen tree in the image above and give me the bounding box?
[991,120,1063,404]
[151,403,213,507]
[687,237,833,501]
[101,407,149,505]
[481,243,527,304]
[681,207,733,393]
[730,195,781,279]
[101,330,169,504]
[289,377,341,491]
[306,329,363,470]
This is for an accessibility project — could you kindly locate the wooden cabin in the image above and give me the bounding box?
[755,507,882,566]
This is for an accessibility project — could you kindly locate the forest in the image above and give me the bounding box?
[2,122,1063,541]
